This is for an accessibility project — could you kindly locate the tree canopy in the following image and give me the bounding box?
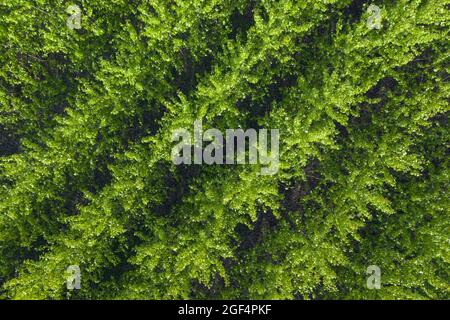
[0,0,448,299]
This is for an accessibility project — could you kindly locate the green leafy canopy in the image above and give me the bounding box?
[0,0,448,299]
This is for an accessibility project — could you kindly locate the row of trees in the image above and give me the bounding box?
[0,0,448,299]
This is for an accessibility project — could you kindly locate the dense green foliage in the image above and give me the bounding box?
[0,0,448,299]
